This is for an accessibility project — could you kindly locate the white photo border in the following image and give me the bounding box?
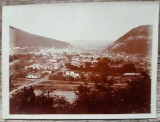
[2,1,159,119]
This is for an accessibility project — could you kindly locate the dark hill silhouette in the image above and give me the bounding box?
[106,25,152,56]
[9,26,70,49]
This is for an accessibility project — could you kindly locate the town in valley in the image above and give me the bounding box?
[9,25,152,114]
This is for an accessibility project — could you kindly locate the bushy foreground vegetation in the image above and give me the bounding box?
[10,71,151,114]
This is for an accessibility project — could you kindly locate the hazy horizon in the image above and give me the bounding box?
[10,26,114,49]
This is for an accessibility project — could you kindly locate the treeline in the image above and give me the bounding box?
[74,71,151,114]
[9,53,44,62]
[66,58,138,74]
[10,54,32,62]
[10,86,72,114]
[10,71,151,114]
[49,74,80,81]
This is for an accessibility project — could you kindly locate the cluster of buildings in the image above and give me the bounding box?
[10,47,149,83]
[25,62,60,71]
[64,70,80,78]
[70,56,98,68]
[23,52,99,79]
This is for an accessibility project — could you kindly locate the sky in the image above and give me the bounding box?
[3,2,159,46]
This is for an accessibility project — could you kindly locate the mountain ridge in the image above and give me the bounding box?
[10,26,70,49]
[106,25,152,56]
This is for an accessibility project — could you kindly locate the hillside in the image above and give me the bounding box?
[9,26,70,49]
[106,25,152,56]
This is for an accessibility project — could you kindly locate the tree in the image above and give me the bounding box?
[10,86,36,114]
[9,74,15,91]
[127,71,151,112]
[122,63,136,73]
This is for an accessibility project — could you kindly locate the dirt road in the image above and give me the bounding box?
[10,76,49,97]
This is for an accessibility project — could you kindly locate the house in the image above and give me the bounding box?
[74,72,80,78]
[42,70,52,74]
[71,59,82,67]
[123,73,141,76]
[65,70,74,77]
[65,70,80,78]
[26,73,40,79]
[24,66,29,69]
[53,63,60,70]
[91,59,98,64]
[71,57,82,67]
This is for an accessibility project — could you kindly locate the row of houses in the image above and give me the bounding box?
[25,70,80,79]
[25,63,60,70]
[26,70,52,79]
[25,69,143,85]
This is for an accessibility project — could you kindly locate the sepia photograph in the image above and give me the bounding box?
[2,2,159,119]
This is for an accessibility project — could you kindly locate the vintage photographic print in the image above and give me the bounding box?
[2,2,159,119]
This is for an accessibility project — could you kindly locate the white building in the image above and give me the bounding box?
[71,60,82,67]
[25,66,29,69]
[66,70,74,77]
[65,70,80,78]
[123,73,141,76]
[74,72,80,78]
[53,63,60,70]
[42,70,52,74]
[26,73,40,79]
